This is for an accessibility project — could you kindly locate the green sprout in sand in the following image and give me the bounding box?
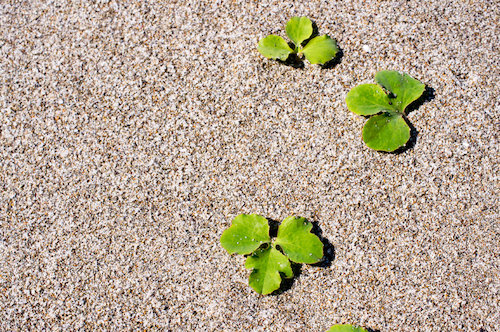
[346,70,426,152]
[258,16,338,65]
[327,324,369,332]
[220,214,324,295]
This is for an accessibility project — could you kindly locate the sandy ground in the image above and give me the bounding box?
[0,0,498,330]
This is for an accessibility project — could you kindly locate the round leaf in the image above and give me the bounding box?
[327,324,369,332]
[275,216,323,264]
[362,113,410,152]
[245,246,293,295]
[220,214,270,255]
[257,35,294,61]
[375,70,425,112]
[285,16,313,47]
[345,84,395,116]
[302,35,338,65]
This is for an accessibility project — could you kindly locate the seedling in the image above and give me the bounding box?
[327,324,368,332]
[345,70,425,152]
[258,16,338,65]
[220,214,324,295]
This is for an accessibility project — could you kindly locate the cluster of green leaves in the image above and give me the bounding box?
[345,70,425,152]
[327,324,368,332]
[258,16,338,65]
[220,214,324,295]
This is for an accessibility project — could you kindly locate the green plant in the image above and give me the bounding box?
[258,16,338,65]
[327,324,368,332]
[220,214,324,295]
[345,70,425,152]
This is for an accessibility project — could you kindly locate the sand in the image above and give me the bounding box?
[0,0,498,330]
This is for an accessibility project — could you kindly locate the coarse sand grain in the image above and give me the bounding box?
[0,0,498,330]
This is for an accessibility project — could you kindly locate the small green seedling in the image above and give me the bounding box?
[327,324,369,332]
[220,214,324,295]
[345,70,425,152]
[258,16,338,65]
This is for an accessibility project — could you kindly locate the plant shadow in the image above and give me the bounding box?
[272,262,302,295]
[279,52,304,69]
[266,217,334,295]
[321,47,343,70]
[303,21,320,45]
[267,218,280,238]
[406,85,435,115]
[310,221,335,268]
[390,85,435,154]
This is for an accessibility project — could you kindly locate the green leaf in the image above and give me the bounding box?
[327,324,369,332]
[245,246,293,295]
[285,16,313,47]
[275,216,323,264]
[362,113,410,152]
[345,84,396,116]
[375,70,425,112]
[257,35,294,61]
[302,35,338,65]
[220,214,270,255]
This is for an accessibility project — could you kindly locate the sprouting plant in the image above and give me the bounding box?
[327,324,369,332]
[220,214,324,295]
[257,16,338,65]
[345,70,426,152]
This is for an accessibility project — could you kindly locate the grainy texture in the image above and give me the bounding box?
[0,0,498,330]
